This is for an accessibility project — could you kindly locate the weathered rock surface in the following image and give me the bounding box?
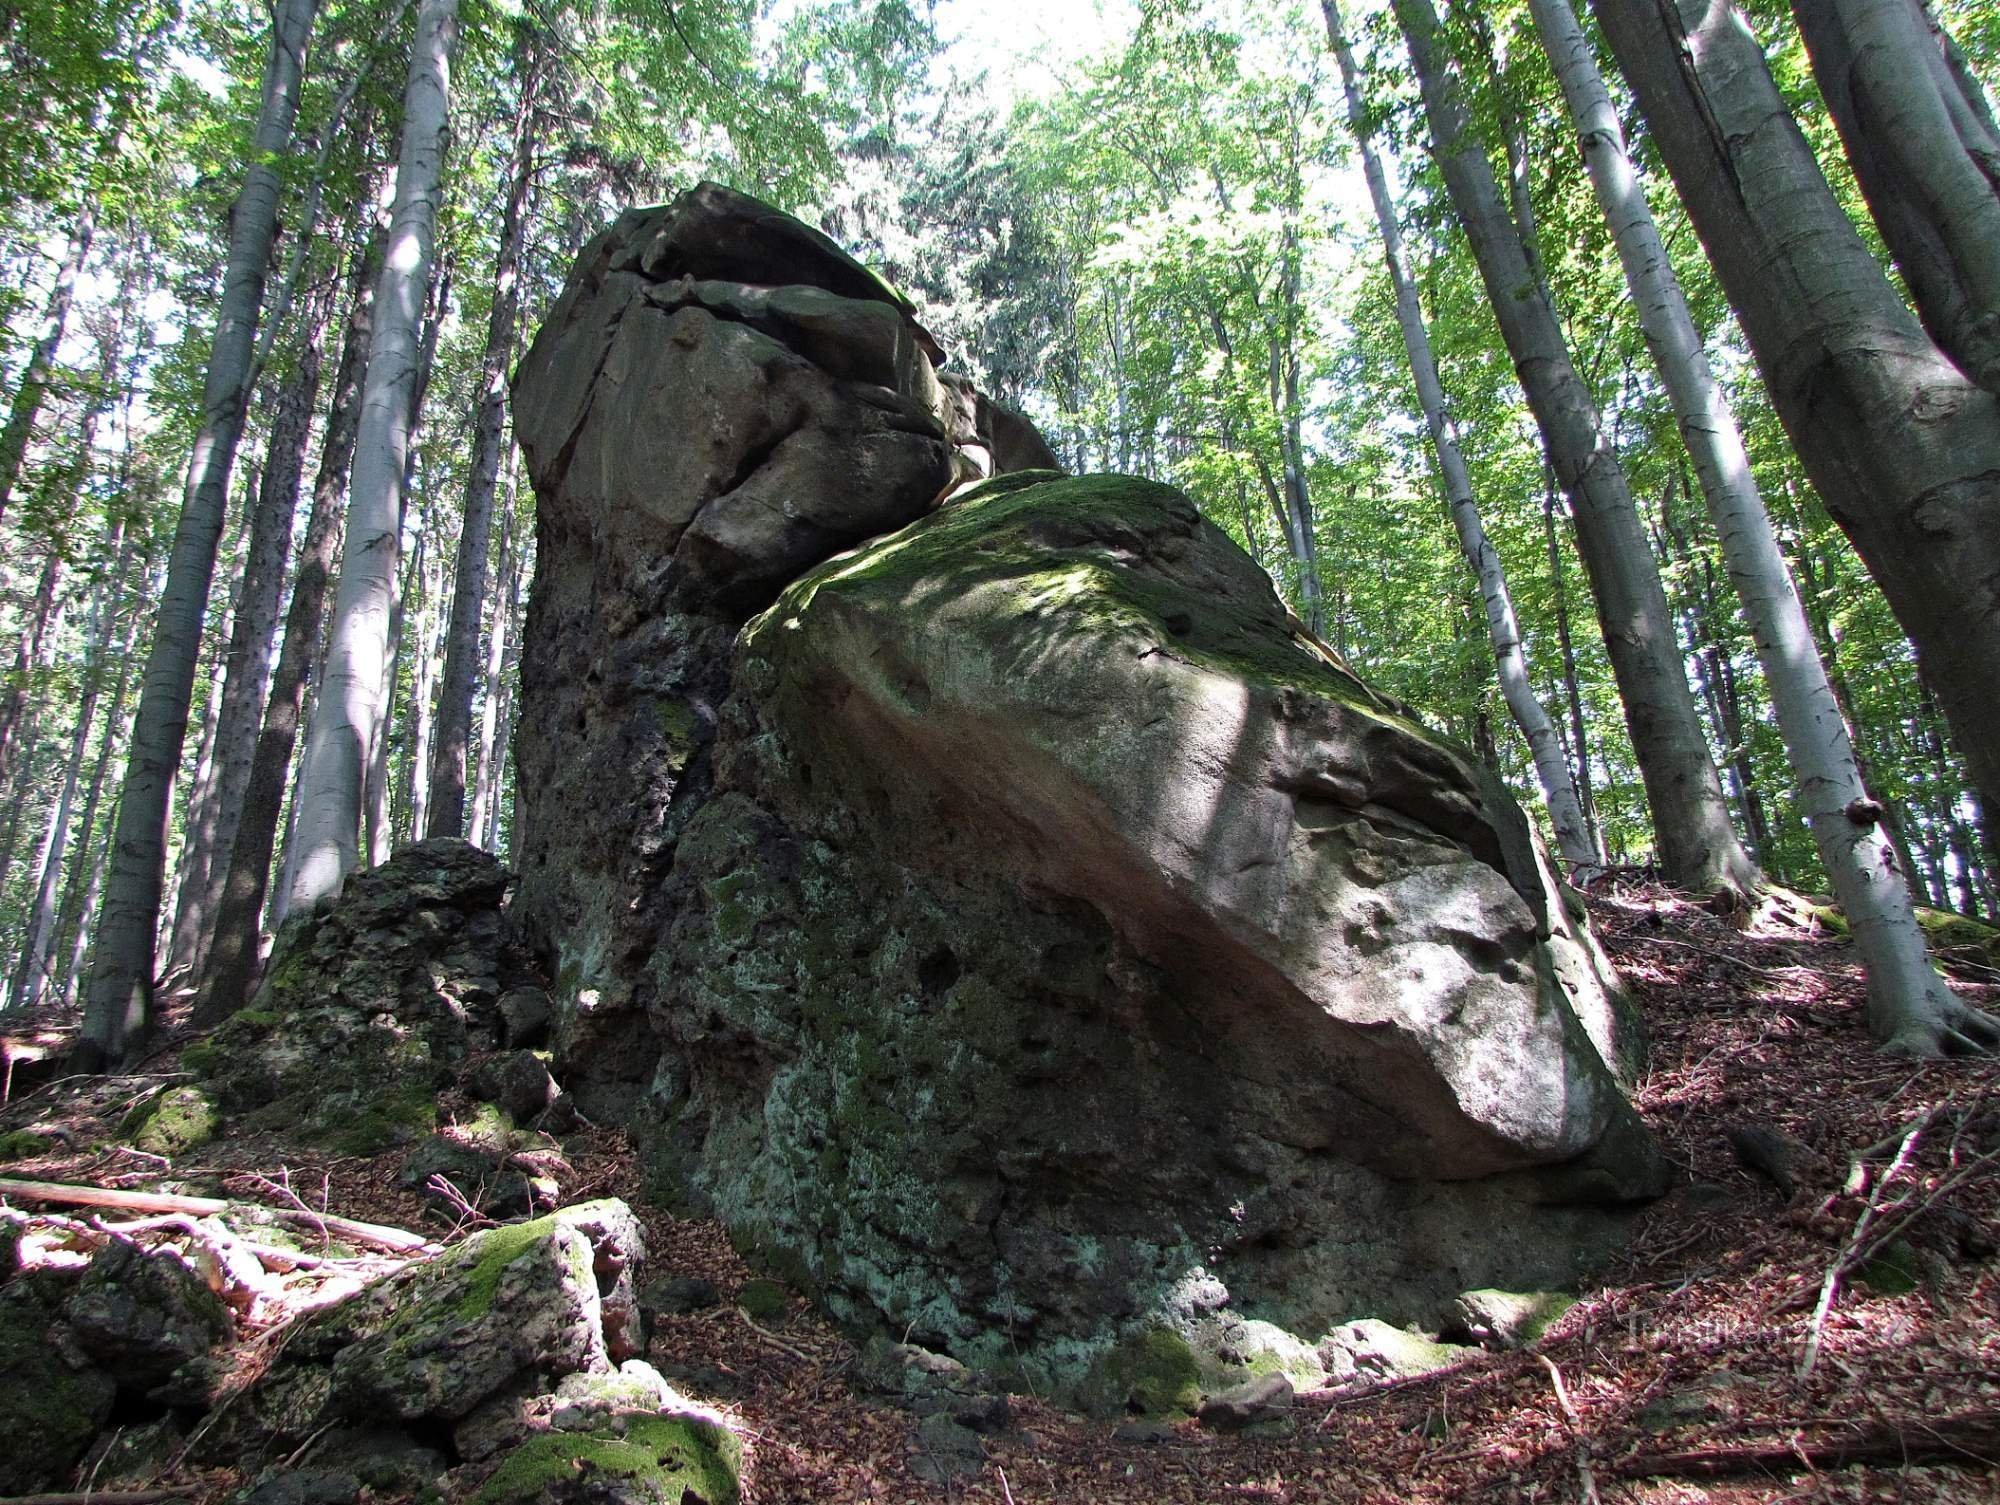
[0,1229,231,1492]
[192,1199,718,1502]
[510,187,1662,1397]
[507,183,1008,1127]
[192,839,520,1151]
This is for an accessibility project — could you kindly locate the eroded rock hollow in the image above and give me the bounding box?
[511,183,1663,1393]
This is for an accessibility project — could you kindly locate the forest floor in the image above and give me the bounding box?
[3,880,1998,1504]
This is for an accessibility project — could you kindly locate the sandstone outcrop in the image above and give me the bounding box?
[509,184,1663,1396]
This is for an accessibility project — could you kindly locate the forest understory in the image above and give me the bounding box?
[2,880,1996,1505]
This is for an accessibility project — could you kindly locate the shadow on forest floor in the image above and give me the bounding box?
[1,878,1997,1502]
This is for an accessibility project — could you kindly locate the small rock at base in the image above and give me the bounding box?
[1197,1373,1293,1432]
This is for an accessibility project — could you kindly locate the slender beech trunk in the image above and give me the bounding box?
[398,534,437,841]
[0,207,93,528]
[1540,0,1992,1050]
[81,0,320,1066]
[289,0,457,910]
[0,551,62,810]
[166,480,252,967]
[176,310,328,981]
[427,25,540,837]
[52,572,147,1013]
[193,230,377,1026]
[1392,0,1757,898]
[1542,473,1603,856]
[1593,0,2000,894]
[1323,0,1595,870]
[466,499,515,843]
[1792,0,2000,399]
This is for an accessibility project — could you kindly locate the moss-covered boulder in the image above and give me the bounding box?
[198,1200,647,1473]
[121,1084,218,1156]
[508,192,1659,1402]
[190,839,518,1152]
[0,1277,117,1491]
[630,473,1657,1393]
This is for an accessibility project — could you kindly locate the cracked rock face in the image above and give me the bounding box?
[509,186,1662,1395]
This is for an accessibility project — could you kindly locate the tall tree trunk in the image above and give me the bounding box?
[398,534,437,841]
[428,23,539,837]
[429,140,531,834]
[1393,0,1757,898]
[81,0,321,1066]
[466,499,515,844]
[1323,0,1596,871]
[0,206,93,529]
[165,478,252,971]
[192,229,378,1026]
[1792,0,2000,398]
[1592,0,2000,895]
[1578,0,1995,1050]
[288,0,457,910]
[1542,472,1603,857]
[0,552,63,812]
[174,306,329,982]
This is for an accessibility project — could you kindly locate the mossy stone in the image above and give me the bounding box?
[1086,1327,1201,1417]
[0,1128,48,1162]
[474,1412,741,1504]
[0,1291,118,1491]
[736,1277,789,1322]
[121,1085,219,1156]
[1855,1238,1922,1295]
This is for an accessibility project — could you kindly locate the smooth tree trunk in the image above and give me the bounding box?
[398,534,437,841]
[174,316,328,981]
[193,229,378,1026]
[0,552,63,813]
[1542,474,1604,856]
[1392,0,1757,898]
[1592,0,2000,896]
[466,499,516,843]
[81,0,320,1066]
[0,206,93,528]
[1792,0,2000,398]
[1559,0,1996,1051]
[1323,0,1596,871]
[427,21,541,836]
[288,0,457,910]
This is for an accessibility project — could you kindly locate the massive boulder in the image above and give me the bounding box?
[511,185,1662,1394]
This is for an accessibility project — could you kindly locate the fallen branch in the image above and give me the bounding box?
[1538,1355,1601,1505]
[0,1490,194,1504]
[0,1177,436,1253]
[1615,934,1807,981]
[1797,1113,1927,1379]
[1612,1410,2000,1479]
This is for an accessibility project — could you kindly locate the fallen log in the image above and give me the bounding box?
[1614,1410,2000,1479]
[0,1176,435,1253]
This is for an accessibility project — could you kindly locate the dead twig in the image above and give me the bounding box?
[0,1176,437,1253]
[1538,1355,1601,1505]
[1612,1410,2000,1479]
[1796,1113,1928,1379]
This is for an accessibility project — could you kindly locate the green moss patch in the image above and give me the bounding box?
[1086,1327,1201,1417]
[0,1128,49,1163]
[474,1413,741,1505]
[120,1085,218,1156]
[736,1277,789,1322]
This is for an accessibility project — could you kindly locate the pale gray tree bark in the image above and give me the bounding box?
[174,309,328,981]
[1534,0,1988,1051]
[1793,0,2000,399]
[288,0,458,909]
[466,498,515,844]
[1392,0,1757,898]
[193,230,377,1026]
[427,20,542,836]
[0,207,93,529]
[80,0,320,1065]
[1593,0,2000,916]
[1323,0,1596,871]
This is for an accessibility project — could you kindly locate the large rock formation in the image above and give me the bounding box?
[511,184,1662,1395]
